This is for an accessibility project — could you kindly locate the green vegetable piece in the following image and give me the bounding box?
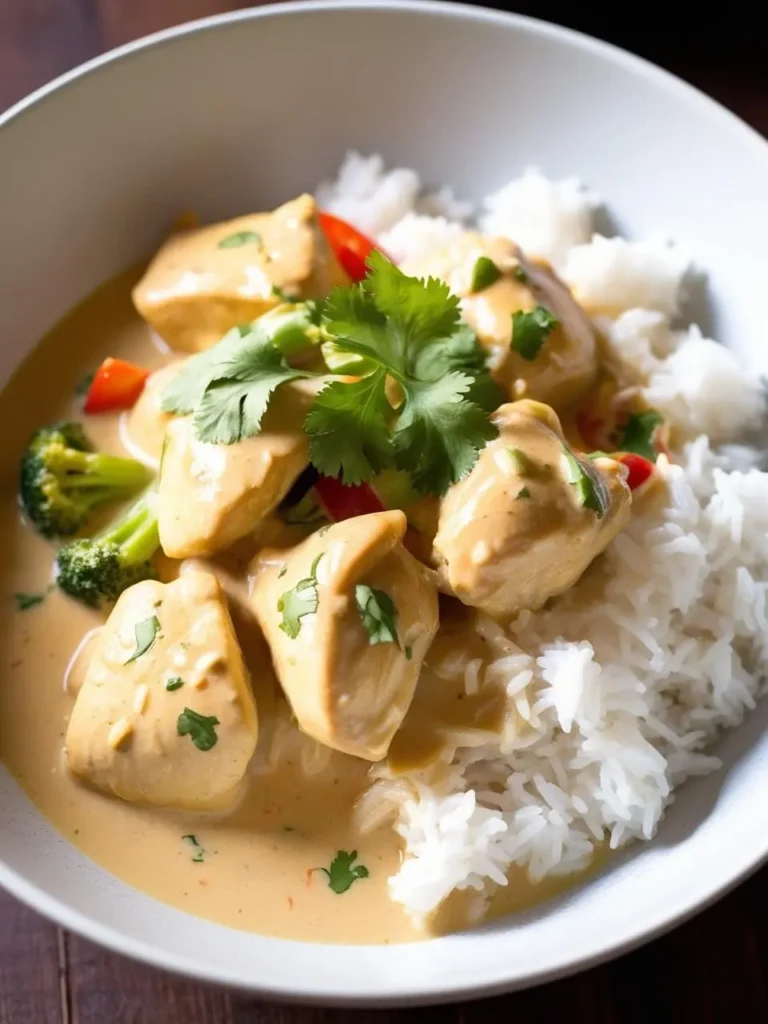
[165,676,184,692]
[124,615,160,664]
[561,446,609,518]
[14,591,46,611]
[617,410,663,463]
[277,554,322,638]
[512,265,528,284]
[404,645,413,660]
[57,492,160,609]
[19,420,152,539]
[218,230,262,249]
[177,708,220,751]
[506,446,536,476]
[470,256,501,293]
[510,306,559,361]
[355,584,399,647]
[321,849,370,894]
[182,834,205,863]
[516,487,531,499]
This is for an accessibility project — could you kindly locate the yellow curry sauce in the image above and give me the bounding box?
[0,269,592,943]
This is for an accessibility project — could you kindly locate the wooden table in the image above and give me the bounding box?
[2,3,768,1022]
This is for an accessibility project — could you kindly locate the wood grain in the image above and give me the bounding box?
[2,3,768,1022]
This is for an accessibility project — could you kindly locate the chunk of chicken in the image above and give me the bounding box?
[157,379,319,559]
[122,360,185,467]
[133,194,347,353]
[433,400,631,617]
[250,511,439,761]
[401,232,596,409]
[65,571,258,809]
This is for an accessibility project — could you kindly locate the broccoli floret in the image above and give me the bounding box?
[19,421,152,538]
[56,492,160,607]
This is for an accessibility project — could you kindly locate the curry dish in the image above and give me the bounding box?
[0,192,665,942]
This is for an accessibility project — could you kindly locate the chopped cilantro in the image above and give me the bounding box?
[278,554,322,638]
[165,676,184,692]
[321,850,369,894]
[617,410,663,462]
[271,285,299,303]
[182,834,205,863]
[469,256,501,293]
[277,565,288,579]
[561,446,609,518]
[218,230,262,249]
[14,591,46,611]
[355,585,399,647]
[177,708,220,751]
[510,306,559,361]
[516,487,531,499]
[124,616,160,664]
[512,265,528,284]
[404,644,413,660]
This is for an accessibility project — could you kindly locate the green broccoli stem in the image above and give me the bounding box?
[100,493,159,563]
[54,450,152,490]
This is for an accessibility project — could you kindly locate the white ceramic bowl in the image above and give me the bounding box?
[2,1,768,1006]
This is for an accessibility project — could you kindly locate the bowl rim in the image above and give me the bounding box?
[3,0,768,1006]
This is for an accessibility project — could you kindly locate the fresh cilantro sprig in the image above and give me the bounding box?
[161,253,500,497]
[617,410,662,462]
[310,252,499,496]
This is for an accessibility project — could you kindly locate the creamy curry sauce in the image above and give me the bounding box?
[0,269,592,943]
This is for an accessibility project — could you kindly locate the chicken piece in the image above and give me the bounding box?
[133,194,347,353]
[433,400,631,617]
[64,571,259,809]
[122,360,185,467]
[157,379,319,559]
[250,511,439,761]
[401,232,596,409]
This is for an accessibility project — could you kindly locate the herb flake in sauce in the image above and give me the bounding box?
[218,230,262,249]
[182,834,206,863]
[321,849,369,894]
[506,446,536,476]
[13,591,46,611]
[510,306,559,361]
[469,256,501,293]
[516,487,531,499]
[165,676,185,692]
[277,554,322,639]
[124,615,160,664]
[177,708,220,751]
[561,446,608,518]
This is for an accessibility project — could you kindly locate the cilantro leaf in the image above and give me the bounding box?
[177,707,219,751]
[617,410,662,462]
[161,325,252,415]
[561,446,609,518]
[304,369,394,484]
[277,554,323,638]
[394,374,497,496]
[355,585,399,646]
[322,281,398,368]
[511,306,559,361]
[321,849,370,894]
[124,616,160,664]
[165,676,184,691]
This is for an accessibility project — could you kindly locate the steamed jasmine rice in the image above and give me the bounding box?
[320,151,768,922]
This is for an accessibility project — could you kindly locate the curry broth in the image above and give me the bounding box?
[0,269,592,943]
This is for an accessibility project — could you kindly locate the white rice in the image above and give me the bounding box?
[318,152,768,923]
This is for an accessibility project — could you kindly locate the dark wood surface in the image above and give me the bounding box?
[2,3,768,1022]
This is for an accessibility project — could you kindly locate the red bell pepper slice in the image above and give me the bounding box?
[318,211,390,283]
[613,452,655,491]
[315,474,385,521]
[84,358,150,414]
